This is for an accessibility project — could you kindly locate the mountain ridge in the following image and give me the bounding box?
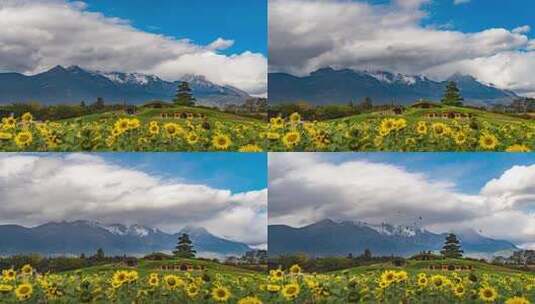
[268,219,517,258]
[268,67,519,106]
[0,65,251,106]
[0,220,251,257]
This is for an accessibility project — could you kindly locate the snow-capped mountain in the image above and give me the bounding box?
[268,219,517,258]
[0,65,251,106]
[0,220,251,257]
[268,67,519,106]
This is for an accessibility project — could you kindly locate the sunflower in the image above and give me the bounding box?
[21,264,33,276]
[0,284,13,294]
[282,131,301,148]
[281,283,300,300]
[506,144,531,152]
[394,118,407,130]
[115,118,130,132]
[505,296,531,304]
[430,275,447,289]
[289,112,301,124]
[164,123,183,137]
[379,118,396,134]
[416,122,428,135]
[266,132,280,140]
[395,271,408,282]
[148,123,160,135]
[128,118,140,129]
[380,270,396,284]
[15,283,33,301]
[164,275,182,290]
[432,123,448,136]
[21,112,33,124]
[211,286,231,302]
[479,287,498,302]
[238,296,263,304]
[453,284,465,297]
[289,264,302,275]
[454,132,467,145]
[14,131,33,148]
[267,284,281,293]
[187,132,199,145]
[112,271,128,285]
[2,268,16,281]
[212,134,232,150]
[126,270,138,283]
[479,134,499,150]
[148,275,159,287]
[186,284,200,298]
[2,116,16,129]
[270,117,284,129]
[405,137,416,146]
[417,276,428,287]
[270,269,284,281]
[238,144,263,152]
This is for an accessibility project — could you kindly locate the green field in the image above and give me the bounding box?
[1,105,533,151]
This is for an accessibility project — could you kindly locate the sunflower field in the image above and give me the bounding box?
[0,109,267,152]
[1,106,534,152]
[0,262,270,304]
[266,262,535,304]
[264,109,535,152]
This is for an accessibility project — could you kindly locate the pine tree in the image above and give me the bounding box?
[173,82,196,106]
[173,233,196,258]
[440,233,464,258]
[441,81,464,106]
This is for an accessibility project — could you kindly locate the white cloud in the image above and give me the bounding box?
[0,0,267,95]
[0,154,267,246]
[269,0,535,96]
[513,25,531,34]
[269,153,535,247]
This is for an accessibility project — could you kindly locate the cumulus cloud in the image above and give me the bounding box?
[269,153,535,247]
[269,0,535,95]
[0,154,267,246]
[0,0,267,95]
[513,25,531,35]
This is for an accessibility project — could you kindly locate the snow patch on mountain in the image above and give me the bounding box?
[365,71,419,86]
[358,222,424,237]
[97,71,160,85]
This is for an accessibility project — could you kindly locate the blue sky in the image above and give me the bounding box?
[99,153,267,193]
[366,0,534,39]
[321,153,535,194]
[80,0,267,55]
